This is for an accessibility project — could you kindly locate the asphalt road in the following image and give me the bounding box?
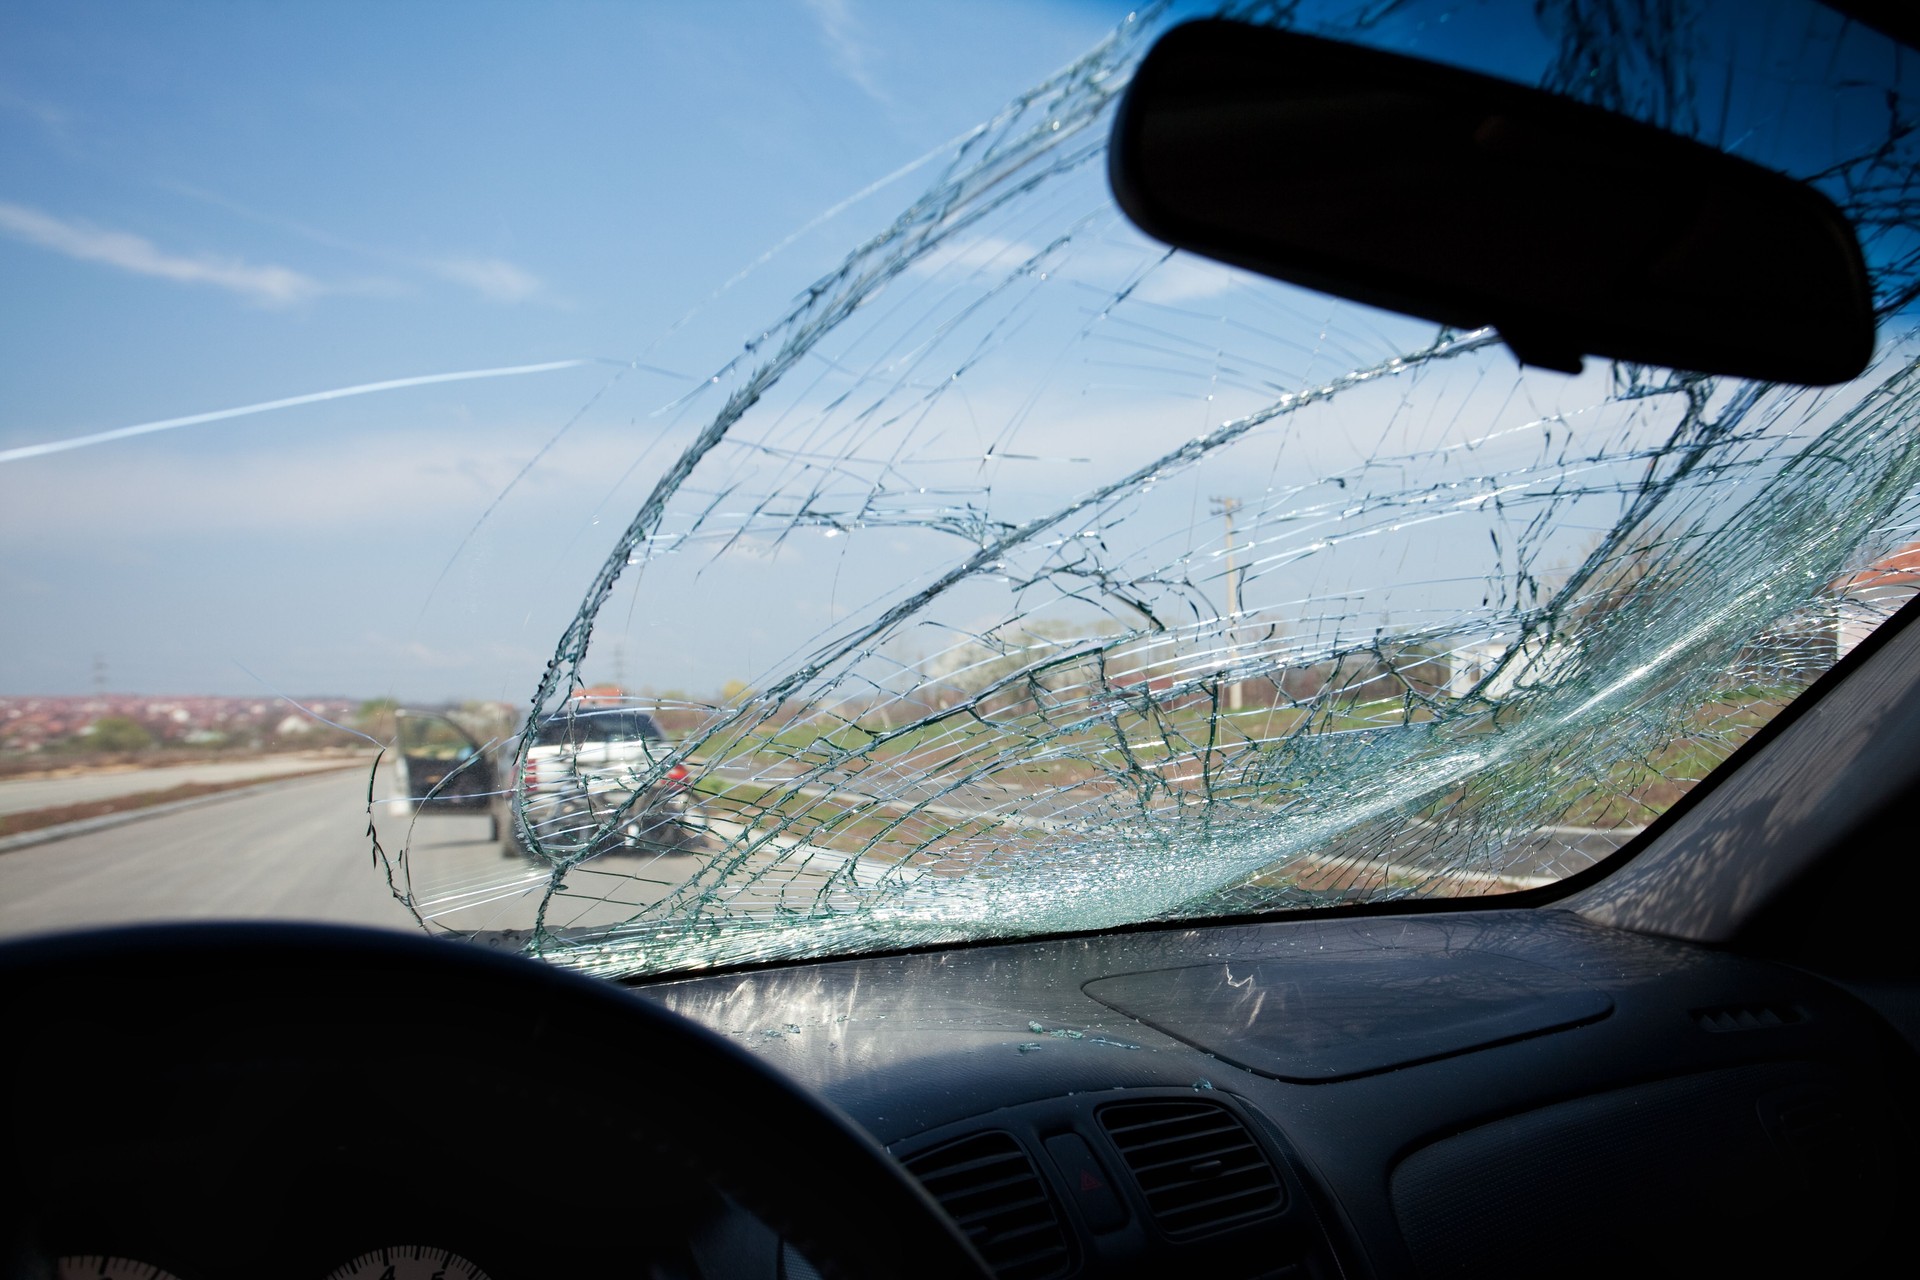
[0,764,843,943]
[0,766,418,939]
[0,753,365,817]
[0,759,1634,944]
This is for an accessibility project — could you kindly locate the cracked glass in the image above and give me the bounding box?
[7,1,1907,974]
[364,0,1920,977]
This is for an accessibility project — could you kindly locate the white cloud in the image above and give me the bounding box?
[713,531,799,563]
[1128,256,1243,305]
[0,199,323,305]
[0,83,69,133]
[429,256,544,303]
[902,233,1234,301]
[166,182,544,304]
[0,420,673,538]
[805,0,890,105]
[907,234,1047,278]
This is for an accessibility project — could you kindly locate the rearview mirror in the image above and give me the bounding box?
[1109,20,1874,384]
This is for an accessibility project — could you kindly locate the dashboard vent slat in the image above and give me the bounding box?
[1693,1004,1807,1033]
[1099,1100,1286,1238]
[903,1131,1072,1280]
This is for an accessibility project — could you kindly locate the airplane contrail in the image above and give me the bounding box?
[0,358,599,464]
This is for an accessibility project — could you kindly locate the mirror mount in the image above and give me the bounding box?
[1497,327,1584,377]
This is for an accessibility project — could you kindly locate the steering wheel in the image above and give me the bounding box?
[0,923,993,1280]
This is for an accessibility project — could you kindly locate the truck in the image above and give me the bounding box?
[499,702,712,860]
[392,702,711,859]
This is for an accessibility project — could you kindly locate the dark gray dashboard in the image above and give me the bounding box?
[1,910,1909,1280]
[647,908,1917,1278]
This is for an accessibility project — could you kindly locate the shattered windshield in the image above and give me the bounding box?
[533,710,664,749]
[4,0,1918,978]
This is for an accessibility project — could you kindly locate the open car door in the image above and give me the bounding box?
[392,709,497,816]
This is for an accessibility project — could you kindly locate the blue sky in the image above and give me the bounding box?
[1,0,1896,713]
[0,0,1142,701]
[0,1,1137,425]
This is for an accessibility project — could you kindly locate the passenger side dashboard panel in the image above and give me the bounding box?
[653,908,1917,1279]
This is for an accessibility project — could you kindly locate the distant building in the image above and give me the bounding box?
[1446,637,1514,699]
[1827,541,1920,658]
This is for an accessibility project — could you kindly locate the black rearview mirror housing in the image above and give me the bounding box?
[1109,19,1875,384]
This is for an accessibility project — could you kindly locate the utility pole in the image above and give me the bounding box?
[1211,497,1245,711]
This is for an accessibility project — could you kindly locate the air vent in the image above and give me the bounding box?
[902,1131,1072,1280]
[1693,1004,1806,1033]
[1098,1100,1285,1238]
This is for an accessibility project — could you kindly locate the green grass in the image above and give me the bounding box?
[696,677,1813,843]
[692,776,970,859]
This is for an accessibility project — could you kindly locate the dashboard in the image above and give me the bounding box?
[654,907,1915,1279]
[5,907,1913,1280]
